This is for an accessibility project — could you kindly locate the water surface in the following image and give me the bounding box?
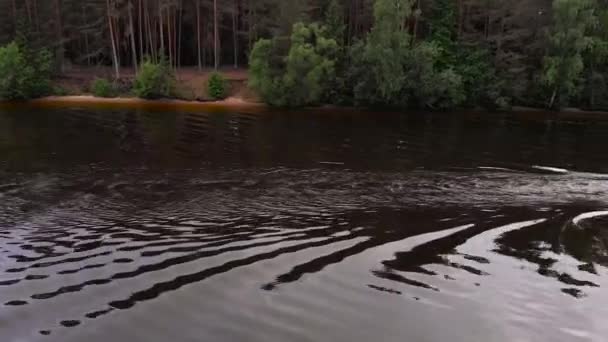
[1,106,607,342]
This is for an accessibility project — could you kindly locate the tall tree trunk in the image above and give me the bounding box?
[145,2,155,61]
[167,5,173,67]
[496,9,507,67]
[549,88,558,110]
[34,0,40,33]
[412,0,421,42]
[589,66,596,109]
[233,0,238,68]
[138,0,143,61]
[252,1,257,42]
[214,0,219,69]
[347,0,352,46]
[107,0,120,79]
[177,0,183,70]
[247,0,252,53]
[25,0,32,24]
[159,4,165,59]
[203,16,207,67]
[113,15,121,68]
[457,0,464,38]
[128,0,138,72]
[484,0,491,40]
[81,3,90,66]
[197,0,202,70]
[145,3,150,57]
[53,0,65,73]
[11,0,17,35]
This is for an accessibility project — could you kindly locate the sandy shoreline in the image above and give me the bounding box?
[1,95,268,111]
[3,95,608,119]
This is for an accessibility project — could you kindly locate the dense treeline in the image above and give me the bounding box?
[0,0,608,110]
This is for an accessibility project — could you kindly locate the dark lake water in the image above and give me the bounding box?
[1,105,607,342]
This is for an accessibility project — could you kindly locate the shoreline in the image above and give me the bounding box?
[2,95,608,119]
[0,95,268,112]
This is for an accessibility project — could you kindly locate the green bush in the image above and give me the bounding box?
[91,78,117,98]
[133,57,175,99]
[207,72,227,100]
[407,43,465,110]
[249,39,284,104]
[0,41,52,100]
[249,22,339,107]
[53,86,69,96]
[452,47,506,109]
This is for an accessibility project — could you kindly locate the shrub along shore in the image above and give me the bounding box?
[0,39,241,105]
[2,0,608,114]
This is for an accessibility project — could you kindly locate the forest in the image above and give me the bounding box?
[0,0,608,110]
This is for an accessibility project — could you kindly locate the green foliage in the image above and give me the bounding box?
[53,86,70,96]
[249,22,339,107]
[581,7,608,109]
[454,47,508,109]
[541,0,597,109]
[249,39,280,102]
[0,40,52,100]
[408,43,465,109]
[207,72,228,100]
[349,0,464,109]
[428,0,457,59]
[323,0,352,105]
[2,0,602,111]
[349,0,413,107]
[91,78,117,98]
[284,23,339,106]
[325,0,345,44]
[133,57,175,99]
[426,0,507,109]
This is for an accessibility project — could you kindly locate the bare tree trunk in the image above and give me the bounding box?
[107,0,120,79]
[247,0,252,52]
[145,3,150,57]
[347,0,352,46]
[412,0,420,42]
[484,0,490,40]
[138,0,143,60]
[33,0,40,32]
[153,11,159,62]
[589,66,596,109]
[177,0,183,70]
[496,9,506,66]
[53,0,65,73]
[159,4,165,59]
[81,3,90,66]
[233,0,238,68]
[11,0,17,35]
[353,0,359,37]
[457,0,464,38]
[167,5,173,67]
[214,0,219,69]
[203,17,207,67]
[145,2,155,61]
[25,0,32,24]
[197,0,202,70]
[252,1,257,42]
[549,88,558,110]
[128,0,139,72]
[113,15,121,67]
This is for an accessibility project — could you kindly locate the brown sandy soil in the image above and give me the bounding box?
[53,66,257,102]
[12,95,267,113]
